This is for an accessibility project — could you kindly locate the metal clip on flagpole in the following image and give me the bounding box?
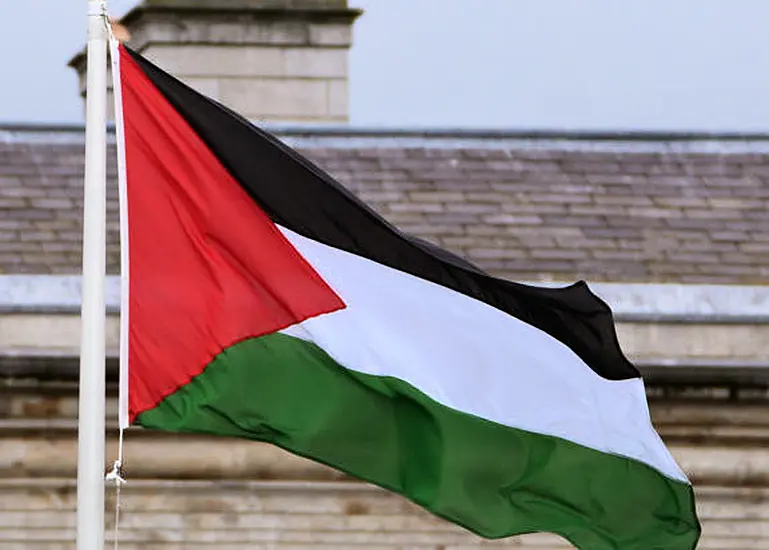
[105,431,126,550]
[77,1,109,549]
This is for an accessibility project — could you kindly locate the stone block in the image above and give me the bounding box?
[284,48,348,78]
[143,44,286,78]
[308,22,353,46]
[617,323,769,361]
[180,77,221,101]
[0,313,120,355]
[129,18,312,49]
[328,79,350,120]
[218,78,330,120]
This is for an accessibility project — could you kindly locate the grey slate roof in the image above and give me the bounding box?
[1,125,769,284]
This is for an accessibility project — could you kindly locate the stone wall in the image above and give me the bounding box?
[2,277,767,546]
[3,479,764,549]
[3,381,769,549]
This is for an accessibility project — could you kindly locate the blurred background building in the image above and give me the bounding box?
[1,1,768,548]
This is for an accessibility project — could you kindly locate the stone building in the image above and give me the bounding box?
[1,1,768,548]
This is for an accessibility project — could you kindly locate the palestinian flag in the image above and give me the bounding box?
[110,43,700,550]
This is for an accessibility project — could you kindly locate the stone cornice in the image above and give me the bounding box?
[4,353,769,388]
[2,275,768,323]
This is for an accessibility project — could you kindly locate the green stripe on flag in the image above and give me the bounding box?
[138,332,700,550]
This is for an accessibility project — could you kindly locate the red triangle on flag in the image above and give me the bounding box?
[117,46,345,422]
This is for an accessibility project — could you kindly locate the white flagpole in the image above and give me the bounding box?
[77,1,108,549]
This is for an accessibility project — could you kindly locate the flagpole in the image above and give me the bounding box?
[77,1,108,549]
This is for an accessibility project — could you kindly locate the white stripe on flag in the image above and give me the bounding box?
[279,226,688,484]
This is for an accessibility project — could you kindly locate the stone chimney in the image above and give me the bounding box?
[69,0,362,123]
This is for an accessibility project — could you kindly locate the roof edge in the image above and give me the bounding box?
[6,121,769,142]
[9,122,769,153]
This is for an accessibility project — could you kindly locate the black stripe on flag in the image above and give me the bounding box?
[126,47,639,382]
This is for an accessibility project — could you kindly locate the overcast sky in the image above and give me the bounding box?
[1,0,769,131]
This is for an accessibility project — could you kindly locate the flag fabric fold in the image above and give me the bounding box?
[113,44,701,550]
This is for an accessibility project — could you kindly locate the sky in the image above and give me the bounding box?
[1,0,769,131]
